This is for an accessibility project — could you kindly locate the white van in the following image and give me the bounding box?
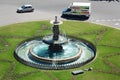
[62,2,91,18]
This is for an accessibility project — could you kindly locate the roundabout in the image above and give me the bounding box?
[0,0,120,79]
[0,20,119,80]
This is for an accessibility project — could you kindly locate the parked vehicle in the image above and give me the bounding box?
[17,4,34,13]
[62,2,91,18]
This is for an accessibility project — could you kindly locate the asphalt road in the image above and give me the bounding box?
[0,0,120,29]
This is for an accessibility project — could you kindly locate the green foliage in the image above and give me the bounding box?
[108,55,120,68]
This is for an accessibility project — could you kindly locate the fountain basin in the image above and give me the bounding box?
[29,44,82,64]
[14,37,96,70]
[43,34,68,45]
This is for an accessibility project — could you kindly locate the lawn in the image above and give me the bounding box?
[0,21,120,80]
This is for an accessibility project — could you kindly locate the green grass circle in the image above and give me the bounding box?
[0,21,120,80]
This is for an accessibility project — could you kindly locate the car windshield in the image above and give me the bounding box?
[21,6,25,8]
[21,5,32,8]
[66,8,71,12]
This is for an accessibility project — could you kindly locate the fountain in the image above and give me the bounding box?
[43,16,66,51]
[14,16,96,70]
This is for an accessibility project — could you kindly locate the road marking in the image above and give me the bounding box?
[106,20,111,21]
[115,23,119,26]
[96,20,100,22]
[118,19,120,21]
[95,19,120,22]
[112,19,117,21]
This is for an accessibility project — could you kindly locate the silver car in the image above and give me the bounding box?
[17,4,34,13]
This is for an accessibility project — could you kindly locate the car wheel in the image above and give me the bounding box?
[31,9,34,12]
[19,10,23,13]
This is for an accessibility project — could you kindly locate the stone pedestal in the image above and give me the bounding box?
[53,25,59,40]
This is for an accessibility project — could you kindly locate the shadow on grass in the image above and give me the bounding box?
[61,14,89,21]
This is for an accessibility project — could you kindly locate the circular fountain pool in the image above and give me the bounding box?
[14,37,96,70]
[29,40,82,64]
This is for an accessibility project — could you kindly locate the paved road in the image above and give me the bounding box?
[0,0,120,29]
[90,1,120,29]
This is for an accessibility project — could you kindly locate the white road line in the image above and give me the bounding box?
[112,19,117,21]
[95,19,120,22]
[118,19,120,21]
[115,23,119,26]
[101,20,106,21]
[106,19,111,21]
[95,20,100,22]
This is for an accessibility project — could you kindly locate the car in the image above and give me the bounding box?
[17,4,34,13]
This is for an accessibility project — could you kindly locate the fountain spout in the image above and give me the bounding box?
[54,16,58,24]
[53,16,60,40]
[43,16,68,51]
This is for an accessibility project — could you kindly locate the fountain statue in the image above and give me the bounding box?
[43,16,66,51]
[14,16,96,70]
[53,16,60,40]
